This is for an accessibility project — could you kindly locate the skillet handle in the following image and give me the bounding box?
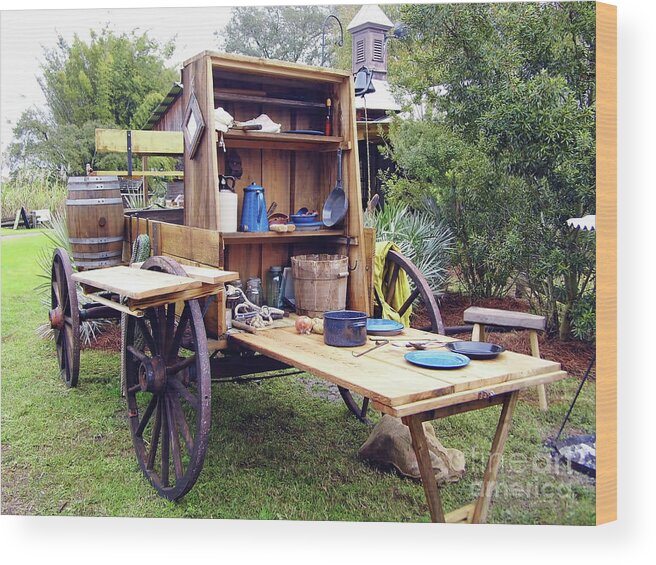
[336,148,343,187]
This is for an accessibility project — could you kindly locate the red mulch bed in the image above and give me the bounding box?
[411,294,595,379]
[84,323,122,351]
[85,294,595,379]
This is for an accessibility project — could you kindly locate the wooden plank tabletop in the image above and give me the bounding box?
[72,266,201,299]
[130,262,239,285]
[229,326,564,412]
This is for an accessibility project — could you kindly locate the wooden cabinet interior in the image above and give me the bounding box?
[177,52,370,335]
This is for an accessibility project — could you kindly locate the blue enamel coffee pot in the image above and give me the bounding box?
[240,182,269,232]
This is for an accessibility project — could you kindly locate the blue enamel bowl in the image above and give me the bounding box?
[291,213,319,224]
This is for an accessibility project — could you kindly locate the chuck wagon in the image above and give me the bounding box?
[49,52,566,522]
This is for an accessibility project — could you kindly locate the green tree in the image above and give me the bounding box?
[217,5,338,66]
[7,28,177,176]
[39,28,176,128]
[386,2,596,339]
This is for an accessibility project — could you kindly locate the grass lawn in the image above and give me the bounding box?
[1,234,596,523]
[1,227,50,237]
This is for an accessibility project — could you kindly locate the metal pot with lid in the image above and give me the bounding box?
[323,310,367,347]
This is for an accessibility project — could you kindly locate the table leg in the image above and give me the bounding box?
[530,330,548,411]
[403,415,446,523]
[471,391,519,523]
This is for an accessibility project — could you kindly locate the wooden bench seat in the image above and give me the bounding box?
[464,306,546,331]
[464,306,549,411]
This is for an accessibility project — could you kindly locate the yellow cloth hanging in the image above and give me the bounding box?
[374,241,412,327]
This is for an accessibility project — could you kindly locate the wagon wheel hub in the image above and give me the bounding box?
[49,307,65,330]
[138,355,167,393]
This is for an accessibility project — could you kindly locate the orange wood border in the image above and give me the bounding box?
[596,1,617,525]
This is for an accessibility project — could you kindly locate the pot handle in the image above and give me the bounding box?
[350,321,367,329]
[257,191,264,223]
[337,271,349,278]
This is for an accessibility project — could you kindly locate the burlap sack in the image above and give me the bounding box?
[358,415,465,485]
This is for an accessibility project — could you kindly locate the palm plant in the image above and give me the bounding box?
[365,196,454,292]
[35,210,114,345]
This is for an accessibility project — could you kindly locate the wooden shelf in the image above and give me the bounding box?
[217,130,346,151]
[215,90,326,109]
[221,229,344,245]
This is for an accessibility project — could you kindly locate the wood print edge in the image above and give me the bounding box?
[595,1,617,526]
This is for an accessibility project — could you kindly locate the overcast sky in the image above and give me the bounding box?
[0,4,238,157]
[0,0,367,162]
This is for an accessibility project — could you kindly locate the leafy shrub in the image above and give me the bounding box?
[382,118,528,299]
[571,289,596,342]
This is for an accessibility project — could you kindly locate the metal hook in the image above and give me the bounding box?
[321,15,344,67]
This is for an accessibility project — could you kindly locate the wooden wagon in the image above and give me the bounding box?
[48,52,566,521]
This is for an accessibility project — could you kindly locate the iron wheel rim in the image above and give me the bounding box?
[51,248,80,387]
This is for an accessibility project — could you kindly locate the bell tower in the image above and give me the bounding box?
[347,5,394,80]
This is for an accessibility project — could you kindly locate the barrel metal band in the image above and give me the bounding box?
[67,184,120,191]
[66,198,123,205]
[69,236,124,244]
[74,259,122,269]
[72,250,122,259]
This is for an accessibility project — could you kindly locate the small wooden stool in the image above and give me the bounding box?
[464,306,549,411]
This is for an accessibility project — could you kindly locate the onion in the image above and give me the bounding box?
[295,316,313,334]
[311,318,324,335]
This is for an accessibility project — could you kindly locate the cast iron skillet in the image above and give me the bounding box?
[322,148,347,227]
[444,341,505,360]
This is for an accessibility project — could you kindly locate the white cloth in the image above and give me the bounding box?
[236,114,281,133]
[214,107,234,133]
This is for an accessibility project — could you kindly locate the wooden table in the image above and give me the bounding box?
[230,326,567,523]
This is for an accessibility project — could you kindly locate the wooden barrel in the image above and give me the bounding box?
[66,176,124,270]
[291,254,349,318]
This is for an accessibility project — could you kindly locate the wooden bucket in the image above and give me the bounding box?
[291,254,349,318]
[66,176,124,270]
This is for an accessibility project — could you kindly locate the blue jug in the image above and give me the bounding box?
[240,182,269,232]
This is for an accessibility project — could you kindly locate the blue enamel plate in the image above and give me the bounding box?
[404,351,470,370]
[366,318,405,336]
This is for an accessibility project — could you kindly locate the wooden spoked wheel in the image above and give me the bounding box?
[49,248,80,388]
[382,250,445,334]
[338,249,445,423]
[123,256,211,501]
